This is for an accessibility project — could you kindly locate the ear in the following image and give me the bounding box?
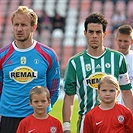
[84,30,87,36]
[132,39,133,44]
[32,25,37,32]
[103,31,107,37]
[116,90,120,97]
[98,89,100,95]
[48,99,51,105]
[29,100,33,107]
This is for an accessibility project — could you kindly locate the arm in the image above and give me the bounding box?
[122,90,133,114]
[47,53,60,111]
[83,113,93,133]
[125,109,133,131]
[0,69,3,104]
[16,121,25,133]
[119,55,133,114]
[62,94,75,133]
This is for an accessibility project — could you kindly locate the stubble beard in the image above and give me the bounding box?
[15,34,30,42]
[91,45,99,49]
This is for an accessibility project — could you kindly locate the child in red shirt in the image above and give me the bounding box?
[17,86,63,133]
[83,75,133,133]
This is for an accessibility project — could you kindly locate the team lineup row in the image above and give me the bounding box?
[0,6,133,133]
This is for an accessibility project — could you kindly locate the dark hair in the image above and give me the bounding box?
[84,13,108,32]
[117,24,133,36]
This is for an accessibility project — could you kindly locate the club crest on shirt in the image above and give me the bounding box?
[20,56,26,64]
[86,64,91,71]
[118,115,124,123]
[105,63,111,68]
[50,126,57,133]
[34,59,39,64]
[84,72,106,89]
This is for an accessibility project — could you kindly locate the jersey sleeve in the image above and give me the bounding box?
[56,120,63,133]
[118,54,132,90]
[0,69,3,95]
[0,69,3,114]
[46,50,60,110]
[37,44,60,112]
[16,120,26,133]
[124,108,133,132]
[83,113,94,133]
[0,51,3,101]
[64,59,77,95]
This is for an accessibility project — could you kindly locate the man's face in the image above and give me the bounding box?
[116,33,132,55]
[12,14,35,42]
[84,23,105,50]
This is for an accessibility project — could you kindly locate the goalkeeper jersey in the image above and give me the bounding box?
[0,40,60,117]
[64,48,131,115]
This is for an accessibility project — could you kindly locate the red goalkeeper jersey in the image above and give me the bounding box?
[16,114,63,133]
[83,103,133,133]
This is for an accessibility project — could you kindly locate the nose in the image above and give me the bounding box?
[120,41,125,46]
[93,32,97,38]
[106,91,110,95]
[17,25,22,31]
[38,102,43,106]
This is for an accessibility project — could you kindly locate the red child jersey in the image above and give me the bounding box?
[16,114,63,133]
[83,103,133,133]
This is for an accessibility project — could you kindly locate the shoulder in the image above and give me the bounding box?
[48,115,61,124]
[68,50,86,62]
[106,48,126,63]
[115,104,132,114]
[35,42,59,60]
[106,48,124,56]
[19,115,33,124]
[129,50,133,55]
[36,42,55,53]
[0,43,13,53]
[86,106,99,116]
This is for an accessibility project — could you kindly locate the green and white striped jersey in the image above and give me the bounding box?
[64,48,131,115]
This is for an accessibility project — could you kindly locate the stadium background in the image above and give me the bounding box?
[0,0,133,132]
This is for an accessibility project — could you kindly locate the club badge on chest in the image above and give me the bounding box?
[20,57,26,64]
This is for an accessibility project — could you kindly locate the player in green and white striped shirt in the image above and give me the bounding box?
[62,13,133,133]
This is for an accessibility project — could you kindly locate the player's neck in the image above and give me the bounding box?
[32,113,48,119]
[15,39,34,49]
[88,46,105,56]
[99,102,115,110]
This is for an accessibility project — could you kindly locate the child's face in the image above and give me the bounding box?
[98,82,119,104]
[30,92,50,115]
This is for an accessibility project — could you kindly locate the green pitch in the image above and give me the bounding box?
[49,99,78,133]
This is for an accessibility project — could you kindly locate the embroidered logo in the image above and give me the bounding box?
[105,63,111,68]
[86,64,91,71]
[34,59,39,64]
[20,56,26,64]
[50,126,57,133]
[95,64,101,69]
[118,115,124,123]
[96,121,103,125]
[28,129,35,133]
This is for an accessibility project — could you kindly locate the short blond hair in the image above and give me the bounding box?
[30,86,50,102]
[98,75,120,91]
[11,6,38,26]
